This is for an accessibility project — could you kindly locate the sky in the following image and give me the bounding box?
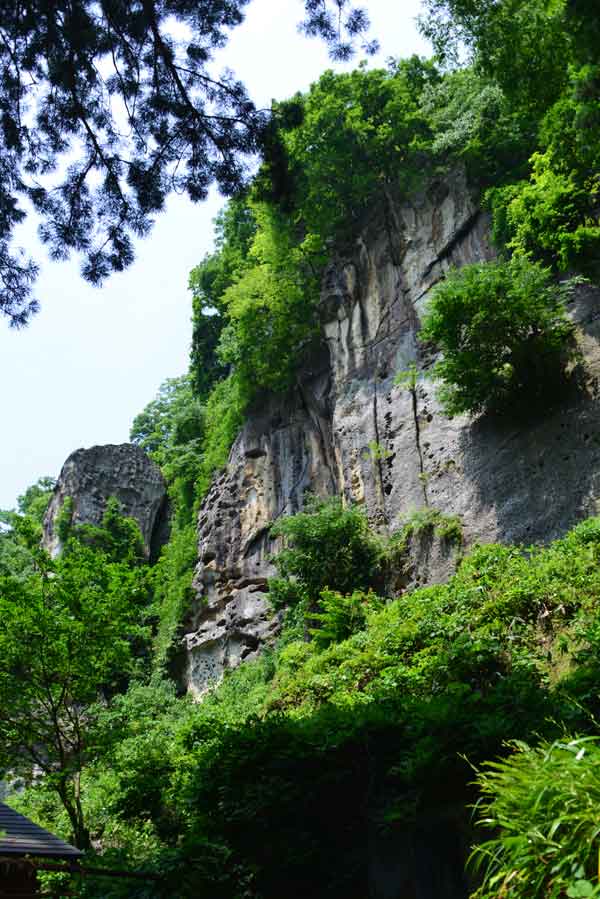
[0,0,429,510]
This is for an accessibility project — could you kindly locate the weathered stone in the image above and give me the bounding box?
[43,444,168,560]
[184,167,600,694]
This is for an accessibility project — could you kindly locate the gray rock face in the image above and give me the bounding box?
[43,444,168,559]
[184,167,600,694]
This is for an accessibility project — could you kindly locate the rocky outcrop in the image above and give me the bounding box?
[185,361,336,694]
[43,444,168,559]
[184,167,600,694]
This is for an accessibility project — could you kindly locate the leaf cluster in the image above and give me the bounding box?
[0,0,268,326]
[420,0,600,274]
[269,496,384,608]
[471,737,600,898]
[14,509,600,893]
[0,499,150,847]
[130,375,204,525]
[420,257,579,417]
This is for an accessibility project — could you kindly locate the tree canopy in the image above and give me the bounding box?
[0,0,375,328]
[0,498,150,848]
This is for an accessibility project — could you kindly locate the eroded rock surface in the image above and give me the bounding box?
[184,168,600,694]
[43,444,168,559]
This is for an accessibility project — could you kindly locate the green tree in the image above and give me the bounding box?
[0,477,56,578]
[269,497,383,609]
[419,257,578,417]
[216,202,320,394]
[419,0,571,116]
[188,198,257,398]
[16,477,56,523]
[0,0,374,326]
[487,65,600,274]
[272,60,437,253]
[131,375,204,523]
[0,505,149,848]
[419,0,600,273]
[420,67,537,185]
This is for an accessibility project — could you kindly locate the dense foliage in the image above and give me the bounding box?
[131,375,204,525]
[421,0,600,274]
[0,499,150,848]
[269,497,385,608]
[471,738,600,898]
[6,0,600,894]
[12,508,600,895]
[0,0,377,326]
[0,476,55,577]
[420,257,579,417]
[264,59,438,251]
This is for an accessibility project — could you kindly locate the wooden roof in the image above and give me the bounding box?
[0,803,82,859]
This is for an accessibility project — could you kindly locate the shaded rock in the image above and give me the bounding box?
[185,170,493,694]
[184,359,336,696]
[184,167,600,695]
[43,444,168,560]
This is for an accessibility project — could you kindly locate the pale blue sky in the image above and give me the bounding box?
[0,0,428,510]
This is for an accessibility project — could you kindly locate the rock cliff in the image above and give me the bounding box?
[43,443,168,560]
[183,167,600,695]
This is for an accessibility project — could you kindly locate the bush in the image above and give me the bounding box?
[194,374,245,501]
[488,155,600,275]
[309,588,384,649]
[269,497,384,608]
[269,59,437,252]
[420,257,578,417]
[150,524,198,672]
[471,737,600,898]
[394,506,463,550]
[216,203,319,394]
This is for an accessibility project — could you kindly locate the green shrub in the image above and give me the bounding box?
[421,68,537,185]
[130,375,204,528]
[194,374,245,502]
[216,202,320,396]
[310,588,384,649]
[73,497,146,566]
[484,63,600,276]
[269,497,384,608]
[14,513,600,894]
[55,496,74,543]
[394,506,463,551]
[16,476,56,524]
[269,60,437,252]
[471,737,600,898]
[150,524,198,672]
[420,257,579,417]
[489,154,600,275]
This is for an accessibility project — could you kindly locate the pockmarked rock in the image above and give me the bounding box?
[43,444,168,560]
[184,167,600,695]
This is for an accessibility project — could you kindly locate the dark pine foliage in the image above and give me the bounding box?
[300,0,378,61]
[0,0,374,327]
